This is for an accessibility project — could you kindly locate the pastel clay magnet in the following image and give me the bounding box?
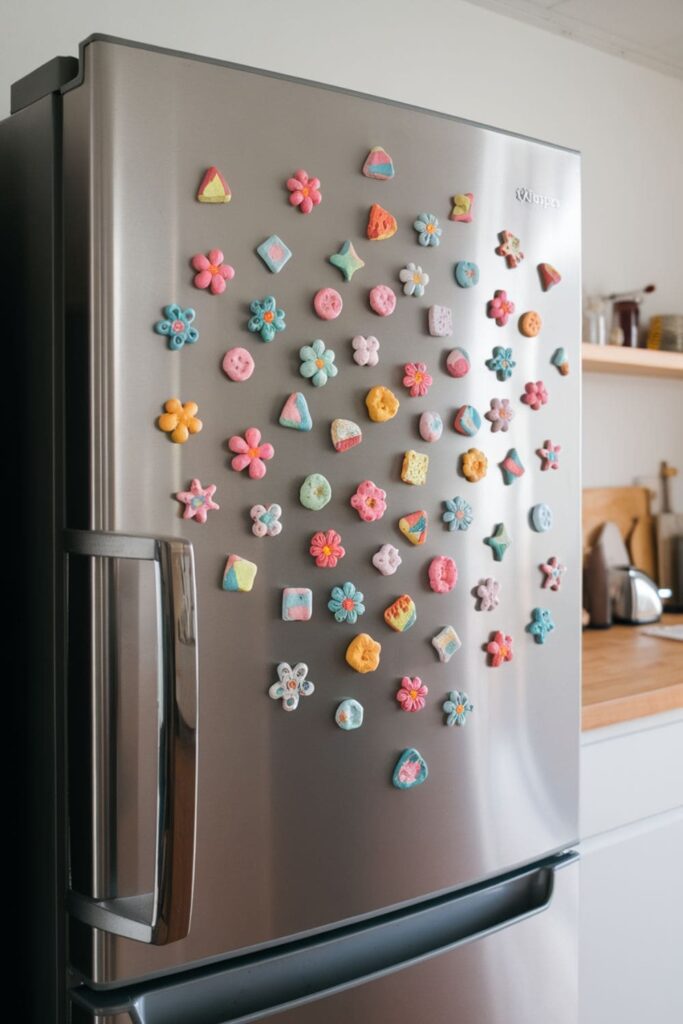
[345,633,381,673]
[500,448,525,485]
[362,146,395,180]
[432,626,461,663]
[454,261,479,288]
[154,305,199,351]
[350,480,387,521]
[196,166,231,203]
[176,479,219,523]
[313,287,343,321]
[519,311,542,338]
[228,427,274,479]
[223,347,255,382]
[331,418,362,452]
[281,588,313,621]
[372,544,402,576]
[369,285,397,317]
[398,510,428,545]
[531,504,553,532]
[527,607,555,644]
[476,577,500,611]
[352,335,380,367]
[551,348,570,375]
[269,662,314,711]
[401,450,429,486]
[538,263,561,291]
[443,691,474,727]
[538,440,561,471]
[222,554,258,592]
[484,523,512,561]
[256,235,292,274]
[495,230,524,268]
[299,340,338,387]
[461,448,488,482]
[299,473,332,511]
[402,362,432,397]
[248,296,286,342]
[279,392,313,431]
[453,405,481,437]
[521,381,549,410]
[485,398,514,433]
[328,582,365,623]
[366,386,399,422]
[399,263,429,298]
[442,497,473,532]
[486,347,516,381]
[335,699,364,730]
[384,594,417,633]
[191,249,235,294]
[396,677,428,712]
[446,348,471,378]
[329,240,365,282]
[487,631,514,667]
[450,193,474,222]
[414,213,441,247]
[428,556,457,594]
[157,399,202,444]
[250,503,283,537]
[428,305,453,337]
[487,290,515,327]
[392,749,428,790]
[541,556,566,591]
[310,529,345,568]
[419,411,443,443]
[286,170,321,214]
[367,203,397,240]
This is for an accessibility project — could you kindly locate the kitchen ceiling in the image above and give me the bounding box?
[467,0,683,78]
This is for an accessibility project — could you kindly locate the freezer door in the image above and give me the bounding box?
[62,39,580,984]
[71,856,578,1023]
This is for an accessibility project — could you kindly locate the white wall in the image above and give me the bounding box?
[3,0,682,506]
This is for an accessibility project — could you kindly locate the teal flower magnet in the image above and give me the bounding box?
[248,295,286,342]
[154,304,199,351]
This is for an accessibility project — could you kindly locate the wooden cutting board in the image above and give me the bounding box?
[583,486,657,580]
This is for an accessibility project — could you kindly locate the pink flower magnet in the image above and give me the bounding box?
[228,427,274,479]
[541,556,566,591]
[487,631,513,667]
[428,556,457,594]
[191,249,235,294]
[286,169,321,214]
[176,479,219,523]
[350,480,387,522]
[309,529,345,568]
[521,381,549,411]
[537,439,561,470]
[402,362,432,398]
[487,290,515,327]
[395,677,428,713]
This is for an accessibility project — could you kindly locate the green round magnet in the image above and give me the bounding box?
[299,473,332,511]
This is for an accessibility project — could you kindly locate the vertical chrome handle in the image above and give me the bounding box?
[65,530,198,945]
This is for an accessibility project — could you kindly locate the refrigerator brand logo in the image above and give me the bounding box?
[515,187,560,209]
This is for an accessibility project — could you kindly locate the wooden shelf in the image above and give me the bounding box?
[582,343,683,378]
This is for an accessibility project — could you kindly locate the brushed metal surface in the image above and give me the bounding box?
[63,39,581,985]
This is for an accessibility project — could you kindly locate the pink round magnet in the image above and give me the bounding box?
[446,347,470,379]
[314,287,343,320]
[369,284,397,317]
[428,556,458,594]
[222,347,255,382]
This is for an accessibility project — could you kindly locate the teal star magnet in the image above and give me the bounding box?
[485,523,511,561]
[329,240,365,282]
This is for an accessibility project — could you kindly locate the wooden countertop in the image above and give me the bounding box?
[582,614,683,730]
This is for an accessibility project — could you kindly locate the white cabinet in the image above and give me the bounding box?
[579,711,683,1024]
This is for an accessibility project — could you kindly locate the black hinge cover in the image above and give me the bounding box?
[11,56,79,114]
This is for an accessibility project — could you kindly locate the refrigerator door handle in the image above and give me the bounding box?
[65,529,199,945]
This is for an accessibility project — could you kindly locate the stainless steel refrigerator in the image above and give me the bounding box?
[6,35,581,1024]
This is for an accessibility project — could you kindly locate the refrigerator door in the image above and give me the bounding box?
[71,856,578,1023]
[62,38,580,985]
